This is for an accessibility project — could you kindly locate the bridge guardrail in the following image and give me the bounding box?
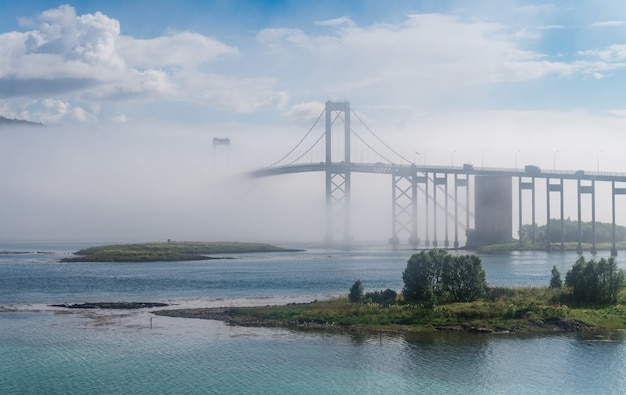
[249,162,626,182]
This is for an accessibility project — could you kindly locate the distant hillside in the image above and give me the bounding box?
[0,116,42,127]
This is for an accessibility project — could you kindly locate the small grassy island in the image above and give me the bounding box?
[154,294,626,334]
[60,241,301,262]
[154,250,626,334]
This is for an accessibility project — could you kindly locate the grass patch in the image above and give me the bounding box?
[218,287,626,333]
[60,241,301,262]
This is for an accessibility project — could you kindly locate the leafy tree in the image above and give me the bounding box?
[565,257,625,304]
[349,280,364,303]
[441,254,487,302]
[402,249,487,306]
[402,249,447,306]
[549,265,563,289]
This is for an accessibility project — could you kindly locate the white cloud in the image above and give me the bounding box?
[0,5,286,123]
[281,101,325,122]
[255,12,571,105]
[579,44,626,61]
[2,4,626,125]
[39,98,95,123]
[117,31,240,69]
[591,20,625,27]
[314,16,355,28]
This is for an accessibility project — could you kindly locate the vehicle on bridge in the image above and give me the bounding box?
[525,165,541,174]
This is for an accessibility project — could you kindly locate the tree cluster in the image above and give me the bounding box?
[565,256,625,304]
[401,249,487,306]
[520,219,626,244]
[348,279,397,305]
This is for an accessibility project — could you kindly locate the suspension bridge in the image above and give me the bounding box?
[249,100,626,255]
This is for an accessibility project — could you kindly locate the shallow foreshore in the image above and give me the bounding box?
[50,302,169,309]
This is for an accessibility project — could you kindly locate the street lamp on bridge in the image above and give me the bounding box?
[515,150,521,169]
[451,150,457,167]
[597,150,603,173]
[553,149,559,172]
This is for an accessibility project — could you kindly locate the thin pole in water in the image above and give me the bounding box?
[150,317,153,329]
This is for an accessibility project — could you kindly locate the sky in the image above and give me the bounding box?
[2,1,626,243]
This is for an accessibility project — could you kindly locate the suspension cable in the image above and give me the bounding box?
[351,109,412,164]
[350,129,394,164]
[287,129,327,165]
[270,108,325,167]
[329,108,395,164]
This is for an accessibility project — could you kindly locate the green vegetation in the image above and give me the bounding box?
[549,265,563,289]
[402,249,487,306]
[349,279,397,305]
[204,287,626,333]
[478,241,626,252]
[348,279,364,303]
[190,250,626,333]
[477,219,626,252]
[565,256,625,304]
[60,241,301,262]
[520,219,626,245]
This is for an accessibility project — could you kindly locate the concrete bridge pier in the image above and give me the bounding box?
[424,173,430,246]
[546,178,565,252]
[577,179,595,255]
[518,177,536,246]
[443,174,450,247]
[611,182,626,256]
[454,174,459,248]
[409,171,419,246]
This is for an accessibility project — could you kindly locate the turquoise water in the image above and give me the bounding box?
[1,242,626,394]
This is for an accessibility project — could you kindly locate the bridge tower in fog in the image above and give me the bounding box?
[324,101,352,242]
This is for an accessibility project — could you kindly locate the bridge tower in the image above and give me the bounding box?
[324,101,352,242]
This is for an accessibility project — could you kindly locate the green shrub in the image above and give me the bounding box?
[565,256,625,304]
[402,249,487,306]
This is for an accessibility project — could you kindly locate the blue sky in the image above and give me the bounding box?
[3,0,626,125]
[2,1,626,241]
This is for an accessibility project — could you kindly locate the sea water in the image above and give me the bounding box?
[1,241,625,394]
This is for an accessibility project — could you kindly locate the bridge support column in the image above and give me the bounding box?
[519,177,535,246]
[546,178,551,252]
[409,170,419,246]
[560,178,565,252]
[612,181,617,256]
[390,172,399,245]
[611,182,626,256]
[454,174,459,248]
[453,174,468,249]
[592,180,597,255]
[390,167,415,246]
[577,179,582,255]
[425,172,430,246]
[444,174,450,247]
[433,173,438,247]
[546,178,564,252]
[530,177,537,244]
[466,175,470,244]
[518,177,523,246]
[577,180,594,255]
[324,100,351,243]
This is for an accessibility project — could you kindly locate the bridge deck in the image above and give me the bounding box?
[249,162,626,182]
